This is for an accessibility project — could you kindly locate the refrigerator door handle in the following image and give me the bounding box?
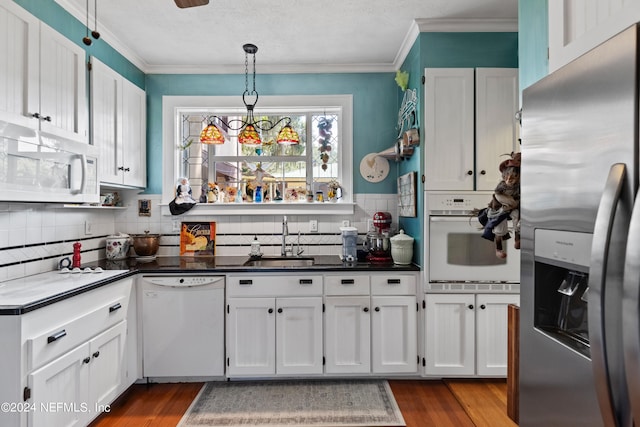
[589,163,626,427]
[623,188,640,425]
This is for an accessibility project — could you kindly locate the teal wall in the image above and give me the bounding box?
[397,31,519,266]
[145,73,398,194]
[14,0,145,88]
[519,0,549,92]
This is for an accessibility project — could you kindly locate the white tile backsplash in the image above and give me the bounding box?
[0,193,399,281]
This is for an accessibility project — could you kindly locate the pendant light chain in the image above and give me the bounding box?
[252,50,256,94]
[244,50,249,94]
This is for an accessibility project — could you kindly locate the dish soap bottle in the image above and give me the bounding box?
[250,236,261,257]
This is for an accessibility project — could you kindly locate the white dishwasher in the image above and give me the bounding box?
[141,275,225,379]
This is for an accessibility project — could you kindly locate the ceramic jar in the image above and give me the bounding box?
[106,233,131,260]
[390,229,414,265]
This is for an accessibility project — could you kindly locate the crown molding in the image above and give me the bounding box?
[415,18,518,32]
[52,3,516,75]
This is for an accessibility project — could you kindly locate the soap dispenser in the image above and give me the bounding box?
[250,236,262,257]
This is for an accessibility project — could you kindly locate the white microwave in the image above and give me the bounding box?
[0,123,99,204]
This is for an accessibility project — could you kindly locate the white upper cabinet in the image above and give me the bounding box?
[549,1,640,72]
[424,68,518,191]
[424,68,475,191]
[91,57,146,188]
[475,68,519,191]
[0,0,38,129]
[0,0,87,142]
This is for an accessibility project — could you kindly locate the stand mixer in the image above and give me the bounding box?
[365,212,393,263]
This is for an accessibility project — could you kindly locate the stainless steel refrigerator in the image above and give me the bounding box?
[520,24,640,426]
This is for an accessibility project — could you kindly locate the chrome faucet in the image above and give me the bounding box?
[281,215,289,256]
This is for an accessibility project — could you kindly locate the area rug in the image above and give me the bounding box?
[176,379,406,427]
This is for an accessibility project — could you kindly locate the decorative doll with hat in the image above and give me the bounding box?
[477,152,521,258]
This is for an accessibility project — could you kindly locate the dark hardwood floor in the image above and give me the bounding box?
[90,379,517,427]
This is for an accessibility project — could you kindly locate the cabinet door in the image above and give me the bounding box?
[88,321,126,412]
[38,22,87,143]
[276,297,323,375]
[0,0,39,129]
[226,298,275,376]
[121,80,146,188]
[424,68,475,191]
[475,68,519,191]
[91,58,123,185]
[424,294,475,376]
[28,342,90,427]
[371,295,417,374]
[325,296,371,374]
[476,294,520,376]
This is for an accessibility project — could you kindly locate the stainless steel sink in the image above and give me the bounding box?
[243,257,315,267]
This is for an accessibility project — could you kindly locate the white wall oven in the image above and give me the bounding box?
[425,192,520,287]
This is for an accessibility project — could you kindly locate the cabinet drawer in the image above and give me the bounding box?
[324,275,370,295]
[28,295,127,371]
[227,275,323,297]
[371,275,416,295]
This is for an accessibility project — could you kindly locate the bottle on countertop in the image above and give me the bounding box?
[72,242,82,268]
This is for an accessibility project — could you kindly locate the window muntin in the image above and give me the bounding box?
[177,108,342,204]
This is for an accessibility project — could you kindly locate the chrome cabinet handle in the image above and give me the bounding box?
[589,163,627,427]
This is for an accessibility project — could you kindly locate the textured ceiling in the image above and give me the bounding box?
[55,0,518,73]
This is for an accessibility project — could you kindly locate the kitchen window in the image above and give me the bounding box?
[162,95,354,215]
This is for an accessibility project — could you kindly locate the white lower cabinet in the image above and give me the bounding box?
[324,273,418,375]
[325,295,371,374]
[0,278,134,427]
[27,321,126,427]
[424,293,519,377]
[226,275,323,377]
[371,295,418,374]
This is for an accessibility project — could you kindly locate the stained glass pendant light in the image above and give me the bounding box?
[199,119,225,144]
[200,44,299,146]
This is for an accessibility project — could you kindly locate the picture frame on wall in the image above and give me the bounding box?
[398,171,417,217]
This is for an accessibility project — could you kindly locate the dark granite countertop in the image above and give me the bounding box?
[89,255,420,273]
[0,256,419,315]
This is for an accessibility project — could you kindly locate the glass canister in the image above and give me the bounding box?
[340,226,358,262]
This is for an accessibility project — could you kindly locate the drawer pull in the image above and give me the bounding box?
[341,279,355,285]
[387,279,401,284]
[109,303,122,313]
[47,329,67,344]
[239,280,253,285]
[299,279,313,285]
[83,357,91,364]
[93,351,100,359]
